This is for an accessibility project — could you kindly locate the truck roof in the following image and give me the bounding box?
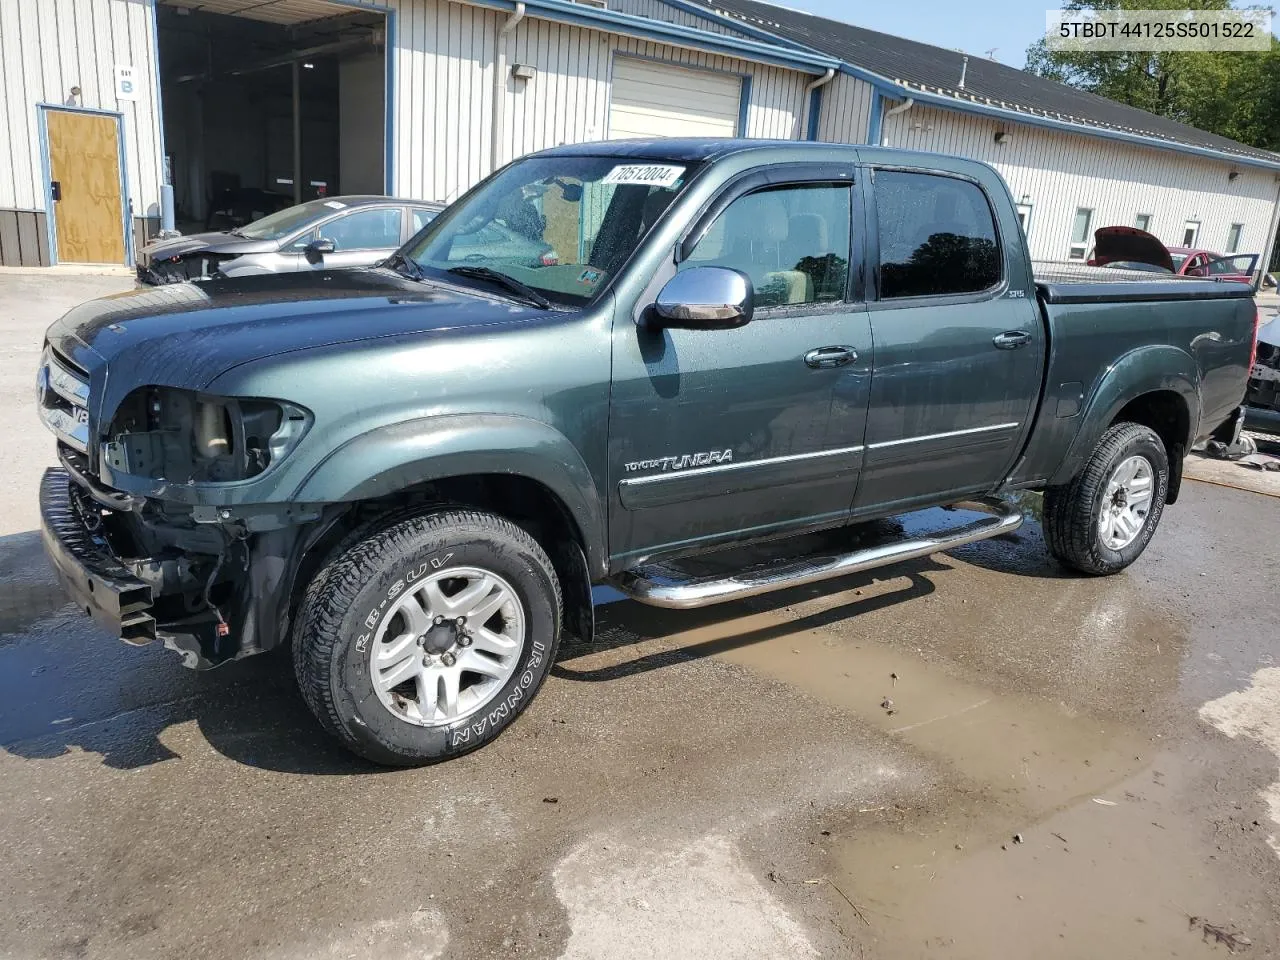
[531,138,820,162]
[532,138,999,177]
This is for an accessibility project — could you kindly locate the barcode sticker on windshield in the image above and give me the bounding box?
[601,164,685,188]
[323,200,347,209]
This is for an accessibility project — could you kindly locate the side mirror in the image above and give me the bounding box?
[304,238,336,263]
[653,266,753,330]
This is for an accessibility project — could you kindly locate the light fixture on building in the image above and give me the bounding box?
[303,62,315,69]
[994,131,1010,145]
[512,63,536,81]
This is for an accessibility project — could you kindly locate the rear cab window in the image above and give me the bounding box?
[871,170,1001,299]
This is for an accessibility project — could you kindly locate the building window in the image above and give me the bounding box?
[1016,203,1033,236]
[873,170,1000,298]
[1226,223,1244,254]
[1182,220,1200,248]
[1134,213,1152,233]
[1069,207,1093,260]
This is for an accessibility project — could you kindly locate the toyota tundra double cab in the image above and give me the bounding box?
[37,140,1257,765]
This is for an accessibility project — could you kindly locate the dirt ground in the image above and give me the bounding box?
[1,275,1278,959]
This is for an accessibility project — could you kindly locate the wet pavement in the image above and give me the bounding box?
[2,275,1279,958]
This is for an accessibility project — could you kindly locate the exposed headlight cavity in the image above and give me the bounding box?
[104,387,310,483]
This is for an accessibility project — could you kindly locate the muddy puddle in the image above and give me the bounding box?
[577,520,1278,958]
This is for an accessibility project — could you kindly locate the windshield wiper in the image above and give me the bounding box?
[446,266,550,309]
[383,251,426,281]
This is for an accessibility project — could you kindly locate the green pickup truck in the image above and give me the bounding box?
[37,140,1258,765]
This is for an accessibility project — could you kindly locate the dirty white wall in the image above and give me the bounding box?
[384,0,814,203]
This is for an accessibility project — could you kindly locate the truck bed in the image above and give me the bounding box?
[1033,262,1256,304]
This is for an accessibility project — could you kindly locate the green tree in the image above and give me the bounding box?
[1025,0,1280,152]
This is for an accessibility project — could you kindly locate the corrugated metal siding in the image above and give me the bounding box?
[607,0,755,38]
[386,0,809,203]
[878,100,1280,263]
[815,73,874,145]
[0,210,50,266]
[0,0,163,221]
[159,0,349,25]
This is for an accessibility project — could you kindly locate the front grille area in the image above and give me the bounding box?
[36,347,91,453]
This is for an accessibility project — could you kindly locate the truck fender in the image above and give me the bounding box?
[1049,345,1202,486]
[292,413,607,575]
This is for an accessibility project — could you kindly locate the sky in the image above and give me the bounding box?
[779,0,1054,67]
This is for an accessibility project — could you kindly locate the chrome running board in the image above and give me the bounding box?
[614,498,1024,610]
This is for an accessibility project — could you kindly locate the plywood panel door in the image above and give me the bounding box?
[46,110,126,264]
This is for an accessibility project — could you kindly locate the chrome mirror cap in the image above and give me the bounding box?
[654,267,753,329]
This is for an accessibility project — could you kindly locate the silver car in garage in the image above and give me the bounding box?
[138,196,445,285]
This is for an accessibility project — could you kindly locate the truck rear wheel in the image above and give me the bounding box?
[292,509,562,766]
[1043,422,1169,576]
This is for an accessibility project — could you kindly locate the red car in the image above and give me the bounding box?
[1088,226,1258,282]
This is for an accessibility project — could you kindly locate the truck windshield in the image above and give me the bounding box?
[400,156,700,305]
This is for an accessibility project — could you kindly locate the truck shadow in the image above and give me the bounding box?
[0,642,380,775]
[0,503,1069,775]
[0,526,378,775]
[554,558,947,684]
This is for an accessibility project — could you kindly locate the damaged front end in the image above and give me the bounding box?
[137,252,238,286]
[40,464,338,670]
[37,347,331,669]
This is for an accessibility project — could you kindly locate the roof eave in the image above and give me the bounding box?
[459,0,840,74]
[858,71,1280,172]
[654,0,1280,171]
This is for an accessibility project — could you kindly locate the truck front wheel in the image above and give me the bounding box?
[292,509,562,766]
[1044,422,1169,576]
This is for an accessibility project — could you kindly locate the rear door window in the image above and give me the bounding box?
[872,171,1000,299]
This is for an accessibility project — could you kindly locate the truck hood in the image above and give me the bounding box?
[46,269,546,397]
[142,231,280,258]
[1090,227,1175,272]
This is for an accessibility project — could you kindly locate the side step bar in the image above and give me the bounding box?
[614,498,1024,609]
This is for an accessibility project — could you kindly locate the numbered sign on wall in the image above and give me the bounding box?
[114,65,138,102]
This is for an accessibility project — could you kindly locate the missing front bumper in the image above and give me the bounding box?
[39,468,234,667]
[39,468,157,644]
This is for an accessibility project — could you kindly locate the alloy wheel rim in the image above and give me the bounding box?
[1099,455,1155,550]
[369,566,525,727]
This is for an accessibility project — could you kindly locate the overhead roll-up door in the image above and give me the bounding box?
[608,57,743,139]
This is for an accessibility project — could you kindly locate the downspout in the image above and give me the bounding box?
[491,2,526,174]
[880,96,915,147]
[796,67,834,140]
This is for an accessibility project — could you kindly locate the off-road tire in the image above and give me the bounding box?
[1043,422,1169,576]
[292,509,562,766]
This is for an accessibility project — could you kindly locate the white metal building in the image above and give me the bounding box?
[2,0,1278,272]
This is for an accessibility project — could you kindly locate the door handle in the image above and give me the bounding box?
[992,331,1032,350]
[50,181,61,203]
[804,345,857,369]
